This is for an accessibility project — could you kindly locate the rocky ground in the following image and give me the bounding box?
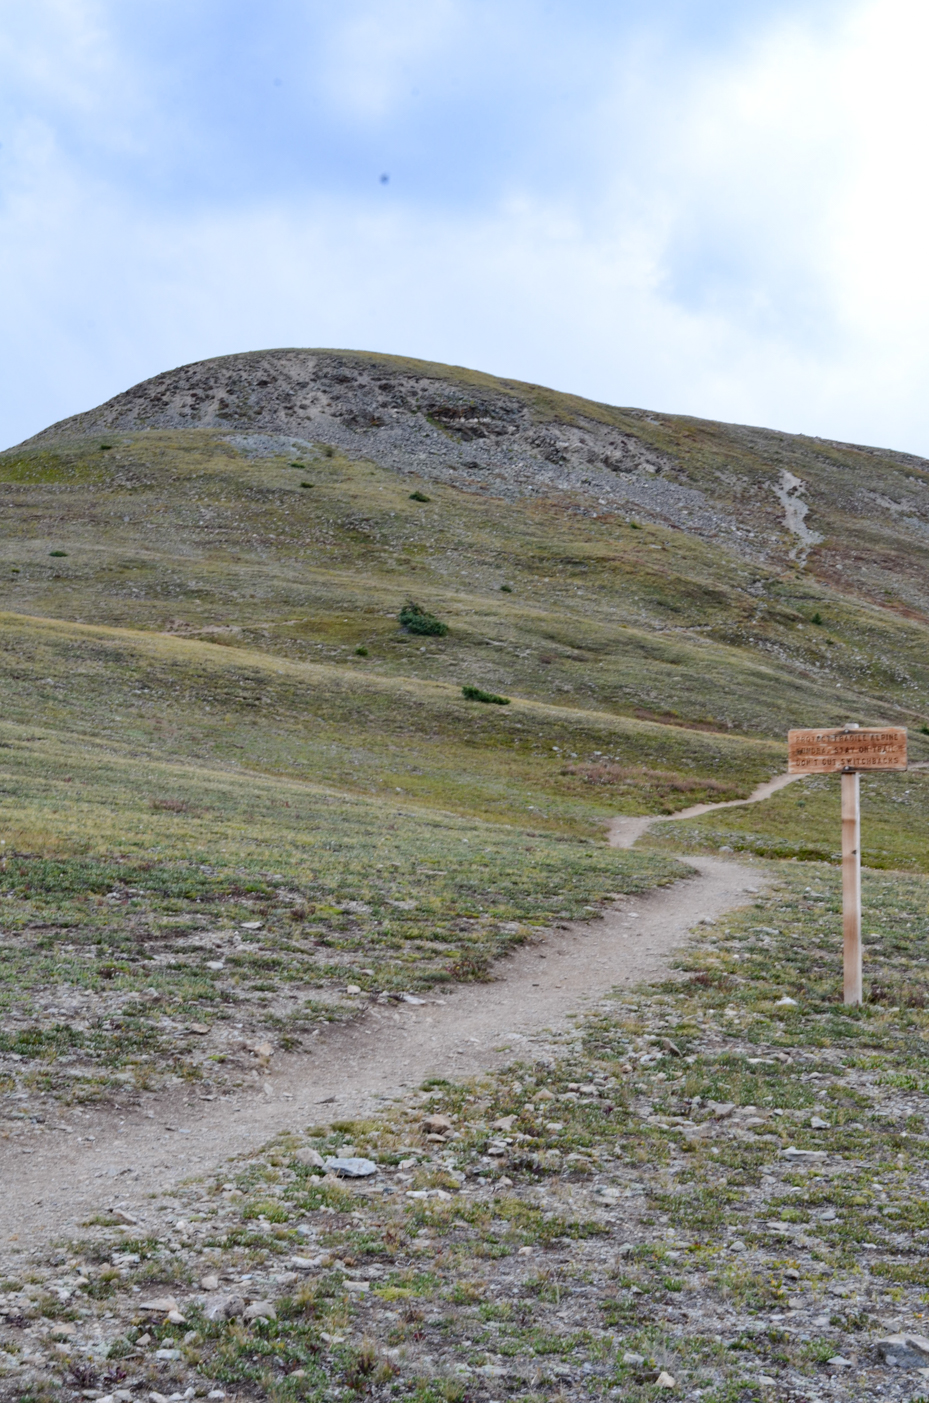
[3,861,929,1403]
[0,831,677,1112]
[24,350,745,549]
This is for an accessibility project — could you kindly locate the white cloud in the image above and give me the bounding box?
[833,1,929,323]
[317,0,464,122]
[5,0,929,458]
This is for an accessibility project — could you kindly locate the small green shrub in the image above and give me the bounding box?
[300,482,314,489]
[323,445,335,457]
[499,583,512,592]
[355,646,369,657]
[462,685,510,706]
[409,491,431,502]
[289,461,305,469]
[242,1200,289,1223]
[49,550,68,557]
[811,612,823,625]
[920,725,929,736]
[399,601,448,637]
[85,1267,121,1299]
[629,521,641,529]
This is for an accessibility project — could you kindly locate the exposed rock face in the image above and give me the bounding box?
[19,346,929,603]
[23,347,745,546]
[25,348,657,468]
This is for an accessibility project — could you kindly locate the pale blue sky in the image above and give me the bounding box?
[3,1,928,454]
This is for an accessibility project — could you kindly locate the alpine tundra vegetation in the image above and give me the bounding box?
[1,350,929,1402]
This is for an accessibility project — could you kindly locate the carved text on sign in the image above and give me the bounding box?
[787,727,907,774]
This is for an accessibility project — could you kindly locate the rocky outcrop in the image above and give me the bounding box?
[23,347,748,547]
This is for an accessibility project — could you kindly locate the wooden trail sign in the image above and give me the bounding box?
[787,725,908,1005]
[787,726,907,775]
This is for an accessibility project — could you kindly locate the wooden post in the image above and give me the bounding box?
[841,769,862,1005]
[789,722,906,1006]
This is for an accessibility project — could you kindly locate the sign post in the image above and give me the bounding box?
[841,768,861,1005]
[787,724,907,1005]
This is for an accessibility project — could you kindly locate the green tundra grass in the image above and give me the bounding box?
[3,431,929,744]
[0,611,787,837]
[0,718,684,1101]
[1,374,928,1111]
[643,767,929,873]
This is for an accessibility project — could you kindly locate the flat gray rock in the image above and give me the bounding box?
[325,1156,378,1178]
[244,1300,276,1321]
[876,1334,929,1367]
[138,1295,178,1313]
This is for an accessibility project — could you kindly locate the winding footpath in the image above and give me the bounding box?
[0,774,799,1261]
[607,770,802,850]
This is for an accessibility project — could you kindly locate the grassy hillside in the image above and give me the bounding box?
[0,611,788,835]
[7,353,929,1403]
[2,350,929,1111]
[3,429,928,746]
[0,721,684,1102]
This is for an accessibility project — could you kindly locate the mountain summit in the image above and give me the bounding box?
[23,347,929,618]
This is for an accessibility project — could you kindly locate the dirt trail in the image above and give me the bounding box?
[0,856,764,1261]
[608,770,802,850]
[1,777,797,1261]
